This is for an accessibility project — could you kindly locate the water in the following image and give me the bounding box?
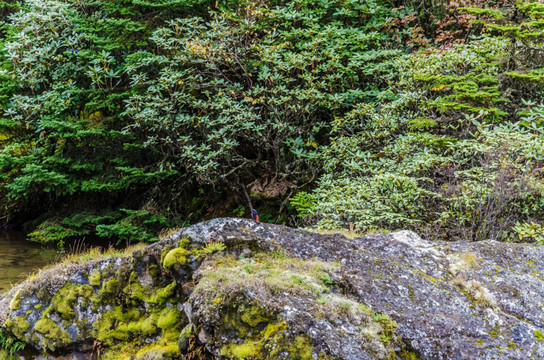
[0,231,60,293]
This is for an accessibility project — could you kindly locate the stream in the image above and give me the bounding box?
[0,230,60,293]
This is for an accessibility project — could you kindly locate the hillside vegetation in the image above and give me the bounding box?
[0,0,543,244]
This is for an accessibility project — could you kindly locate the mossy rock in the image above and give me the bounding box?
[4,316,30,341]
[178,324,193,352]
[217,302,315,360]
[162,248,190,270]
[0,348,20,360]
[47,281,80,320]
[34,317,71,351]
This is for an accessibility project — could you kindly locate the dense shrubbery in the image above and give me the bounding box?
[0,0,543,244]
[0,0,409,244]
[295,1,544,242]
[0,0,204,242]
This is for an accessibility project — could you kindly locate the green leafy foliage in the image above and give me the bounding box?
[512,222,544,244]
[0,0,199,242]
[1,0,544,245]
[294,1,544,242]
[289,192,315,219]
[0,328,25,356]
[0,0,411,245]
[95,209,170,244]
[122,0,407,186]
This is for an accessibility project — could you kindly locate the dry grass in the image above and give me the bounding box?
[305,227,390,239]
[448,252,482,275]
[158,228,181,240]
[452,276,497,308]
[22,242,147,284]
[60,243,147,264]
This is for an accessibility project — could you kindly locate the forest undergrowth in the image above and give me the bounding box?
[0,0,543,245]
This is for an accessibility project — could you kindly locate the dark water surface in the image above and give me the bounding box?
[0,231,60,293]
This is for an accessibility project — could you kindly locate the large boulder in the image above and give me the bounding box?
[0,218,543,359]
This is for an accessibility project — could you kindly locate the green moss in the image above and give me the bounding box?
[122,315,157,336]
[141,316,158,335]
[101,278,119,294]
[135,342,180,358]
[358,303,373,314]
[93,300,182,348]
[162,248,190,270]
[0,348,19,360]
[507,341,519,350]
[100,343,140,360]
[160,245,175,266]
[77,284,94,308]
[123,272,152,301]
[94,278,120,308]
[223,308,250,338]
[100,335,181,360]
[86,266,183,352]
[179,238,190,248]
[34,317,57,334]
[149,281,177,306]
[194,254,358,359]
[89,270,102,286]
[240,304,270,327]
[220,326,314,360]
[9,255,185,358]
[4,316,30,340]
[9,290,22,311]
[148,264,161,281]
[318,353,335,360]
[47,282,79,320]
[113,307,157,338]
[221,341,261,359]
[396,347,422,360]
[272,335,313,360]
[219,301,315,360]
[262,322,287,338]
[122,272,177,308]
[371,312,398,346]
[34,317,71,351]
[156,308,179,331]
[534,329,544,341]
[93,306,137,345]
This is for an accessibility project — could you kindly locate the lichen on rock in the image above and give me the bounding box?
[0,218,543,359]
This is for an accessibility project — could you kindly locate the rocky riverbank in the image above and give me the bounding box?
[0,218,543,359]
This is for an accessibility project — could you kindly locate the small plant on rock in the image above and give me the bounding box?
[0,328,25,356]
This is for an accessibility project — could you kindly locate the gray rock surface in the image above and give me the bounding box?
[0,217,543,359]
